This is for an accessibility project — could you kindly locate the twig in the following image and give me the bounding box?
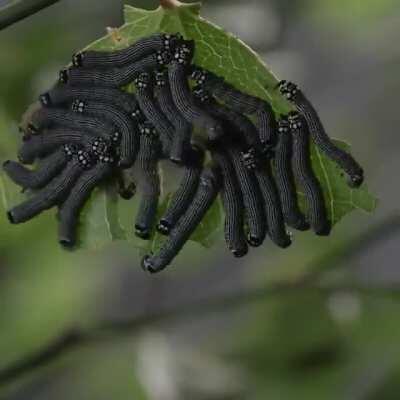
[0,0,62,30]
[0,214,399,387]
[159,0,183,9]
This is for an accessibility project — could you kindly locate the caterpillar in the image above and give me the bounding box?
[227,145,266,247]
[3,146,72,190]
[58,161,113,248]
[72,33,182,68]
[211,147,248,258]
[167,43,223,142]
[275,117,309,231]
[157,147,204,235]
[142,166,221,274]
[41,84,139,116]
[278,80,364,188]
[26,107,118,140]
[135,122,161,240]
[62,51,172,87]
[289,112,331,235]
[191,66,277,151]
[71,99,139,168]
[154,69,193,164]
[7,149,93,224]
[133,72,174,158]
[18,130,107,164]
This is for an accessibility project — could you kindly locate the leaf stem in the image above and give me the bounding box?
[0,0,61,30]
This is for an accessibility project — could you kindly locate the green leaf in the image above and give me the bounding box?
[0,1,377,253]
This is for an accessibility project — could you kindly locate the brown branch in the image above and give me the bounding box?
[0,0,62,30]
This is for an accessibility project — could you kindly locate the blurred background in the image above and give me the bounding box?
[0,0,399,399]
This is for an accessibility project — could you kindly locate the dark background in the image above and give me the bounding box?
[0,0,399,399]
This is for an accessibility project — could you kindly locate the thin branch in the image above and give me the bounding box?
[0,0,62,30]
[159,0,183,9]
[0,214,399,387]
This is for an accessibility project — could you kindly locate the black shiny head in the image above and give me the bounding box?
[72,52,84,67]
[241,148,259,171]
[135,224,151,240]
[247,234,263,248]
[134,72,151,90]
[288,111,302,131]
[139,121,157,138]
[39,92,51,107]
[154,70,167,87]
[156,50,172,66]
[192,85,210,103]
[59,69,69,84]
[157,219,171,235]
[278,80,299,101]
[71,99,85,113]
[77,150,94,169]
[277,116,290,134]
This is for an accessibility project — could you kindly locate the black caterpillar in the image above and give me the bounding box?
[3,32,365,273]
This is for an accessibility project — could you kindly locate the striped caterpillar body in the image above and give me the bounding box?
[157,147,204,235]
[18,131,108,164]
[154,69,193,164]
[168,43,223,142]
[27,107,117,140]
[3,146,72,190]
[135,122,162,240]
[279,80,364,188]
[71,99,139,168]
[275,117,309,231]
[63,51,171,87]
[58,161,113,248]
[41,84,138,116]
[72,33,182,68]
[133,72,174,158]
[211,148,248,258]
[227,145,266,247]
[289,112,331,235]
[142,166,221,274]
[7,149,93,224]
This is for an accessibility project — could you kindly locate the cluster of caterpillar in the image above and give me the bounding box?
[3,32,364,273]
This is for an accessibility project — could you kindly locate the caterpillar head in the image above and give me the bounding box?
[39,92,51,107]
[277,116,291,135]
[134,72,152,90]
[288,111,302,131]
[72,52,84,67]
[59,69,69,84]
[139,121,158,139]
[90,137,114,164]
[173,41,195,66]
[190,67,207,85]
[192,85,210,104]
[76,150,94,169]
[156,50,172,66]
[278,80,299,101]
[154,70,167,87]
[71,99,86,113]
[241,148,259,171]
